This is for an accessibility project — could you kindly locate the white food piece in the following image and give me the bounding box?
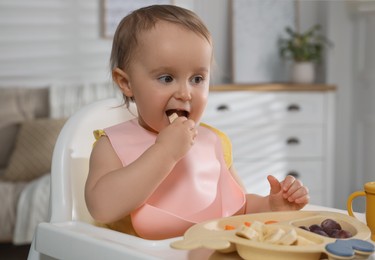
[168,112,178,123]
[251,221,266,241]
[236,226,259,240]
[279,229,298,245]
[234,221,306,246]
[263,228,286,244]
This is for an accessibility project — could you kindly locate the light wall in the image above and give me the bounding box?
[3,0,373,210]
[0,0,325,87]
[0,0,113,87]
[0,0,231,87]
[327,1,375,210]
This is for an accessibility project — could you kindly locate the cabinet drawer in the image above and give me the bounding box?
[204,92,325,126]
[225,126,324,159]
[234,160,325,206]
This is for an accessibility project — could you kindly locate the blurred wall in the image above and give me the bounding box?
[0,0,325,87]
[0,0,112,87]
[327,1,375,209]
[3,0,373,210]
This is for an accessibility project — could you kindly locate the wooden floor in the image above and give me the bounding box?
[0,243,30,260]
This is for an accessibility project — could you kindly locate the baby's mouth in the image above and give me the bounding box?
[165,109,189,119]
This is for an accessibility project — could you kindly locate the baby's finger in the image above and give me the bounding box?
[281,175,297,191]
[292,188,310,205]
[295,193,310,204]
[286,186,309,203]
[192,128,198,139]
[283,177,303,198]
[267,175,282,195]
[171,115,188,123]
[183,118,196,130]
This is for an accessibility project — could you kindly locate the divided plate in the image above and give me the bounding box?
[170,211,373,260]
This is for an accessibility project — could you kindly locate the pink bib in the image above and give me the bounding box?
[105,119,245,239]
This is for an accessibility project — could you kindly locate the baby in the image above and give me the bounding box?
[85,5,309,240]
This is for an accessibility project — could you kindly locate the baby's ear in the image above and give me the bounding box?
[112,68,133,97]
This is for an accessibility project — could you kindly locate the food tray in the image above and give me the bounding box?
[170,211,374,260]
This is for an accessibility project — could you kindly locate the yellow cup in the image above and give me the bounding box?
[347,182,375,241]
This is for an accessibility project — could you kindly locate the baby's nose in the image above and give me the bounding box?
[175,83,191,101]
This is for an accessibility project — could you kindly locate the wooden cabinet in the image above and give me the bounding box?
[202,84,336,207]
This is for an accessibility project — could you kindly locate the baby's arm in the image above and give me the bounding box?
[229,167,309,213]
[246,175,309,213]
[229,167,272,212]
[85,117,197,224]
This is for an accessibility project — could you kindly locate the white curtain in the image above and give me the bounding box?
[49,82,121,118]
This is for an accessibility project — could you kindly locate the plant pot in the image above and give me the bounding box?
[291,62,315,84]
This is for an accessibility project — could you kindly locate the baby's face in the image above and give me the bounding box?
[126,21,212,133]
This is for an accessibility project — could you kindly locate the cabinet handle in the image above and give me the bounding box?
[217,104,229,111]
[286,137,300,145]
[287,104,300,112]
[286,171,300,179]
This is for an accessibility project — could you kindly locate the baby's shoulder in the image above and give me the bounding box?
[199,122,232,168]
[199,122,230,142]
[93,129,106,140]
[92,120,134,145]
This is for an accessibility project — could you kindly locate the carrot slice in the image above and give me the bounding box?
[264,220,278,224]
[244,221,252,227]
[224,224,236,230]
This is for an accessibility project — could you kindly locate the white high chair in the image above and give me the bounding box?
[27,98,191,260]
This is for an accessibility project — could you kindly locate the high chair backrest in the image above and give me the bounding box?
[49,98,137,223]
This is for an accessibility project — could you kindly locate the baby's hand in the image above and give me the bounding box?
[155,116,197,161]
[267,175,309,211]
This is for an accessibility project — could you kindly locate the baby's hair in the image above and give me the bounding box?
[110,4,212,107]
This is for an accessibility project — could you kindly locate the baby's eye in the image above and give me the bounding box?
[191,75,204,84]
[158,75,174,84]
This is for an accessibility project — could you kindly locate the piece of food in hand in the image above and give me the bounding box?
[168,112,178,123]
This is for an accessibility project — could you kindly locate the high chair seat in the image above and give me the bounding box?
[27,98,191,260]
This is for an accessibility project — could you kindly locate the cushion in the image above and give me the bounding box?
[0,87,49,169]
[1,118,66,182]
[0,124,20,172]
[0,89,29,169]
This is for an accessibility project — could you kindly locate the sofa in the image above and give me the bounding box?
[0,87,67,244]
[0,83,119,244]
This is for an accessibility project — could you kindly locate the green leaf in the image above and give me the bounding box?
[278,24,332,62]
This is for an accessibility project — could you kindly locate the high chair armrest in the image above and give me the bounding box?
[33,221,186,260]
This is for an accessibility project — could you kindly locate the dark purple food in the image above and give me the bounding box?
[309,224,324,232]
[299,226,309,231]
[312,229,329,237]
[330,229,352,239]
[299,218,353,239]
[321,219,342,233]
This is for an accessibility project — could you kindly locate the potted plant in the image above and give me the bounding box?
[279,24,332,83]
